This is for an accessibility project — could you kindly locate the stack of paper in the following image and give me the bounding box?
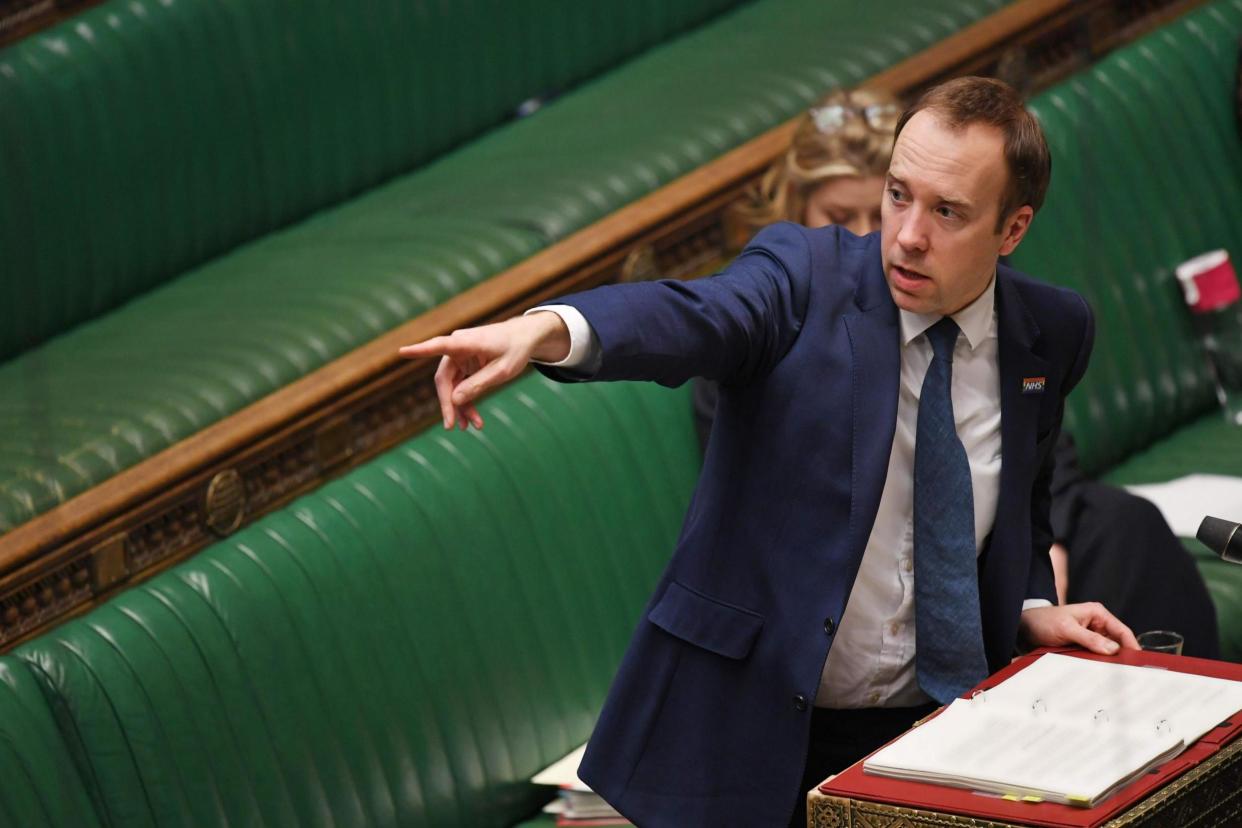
[532,744,629,826]
[864,653,1242,807]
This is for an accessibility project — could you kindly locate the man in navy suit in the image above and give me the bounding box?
[400,78,1139,827]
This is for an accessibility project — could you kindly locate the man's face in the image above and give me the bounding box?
[879,110,1032,316]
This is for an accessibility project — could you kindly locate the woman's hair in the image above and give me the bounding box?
[728,87,901,235]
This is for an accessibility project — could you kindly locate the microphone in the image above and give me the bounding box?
[1198,516,1242,564]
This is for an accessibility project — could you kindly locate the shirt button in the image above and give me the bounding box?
[903,559,913,573]
[793,694,808,712]
[890,622,901,636]
[869,691,882,705]
[823,617,836,636]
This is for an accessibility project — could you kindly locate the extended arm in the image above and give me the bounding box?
[398,222,816,429]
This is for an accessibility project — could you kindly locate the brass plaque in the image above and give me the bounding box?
[205,468,246,537]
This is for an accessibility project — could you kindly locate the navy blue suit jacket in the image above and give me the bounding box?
[538,223,1094,826]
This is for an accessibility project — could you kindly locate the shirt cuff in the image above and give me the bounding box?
[1021,599,1053,611]
[525,305,599,371]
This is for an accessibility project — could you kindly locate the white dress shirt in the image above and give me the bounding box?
[529,275,1049,710]
[818,277,1003,708]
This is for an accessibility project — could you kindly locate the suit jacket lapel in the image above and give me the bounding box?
[996,271,1049,518]
[983,271,1050,663]
[842,253,900,571]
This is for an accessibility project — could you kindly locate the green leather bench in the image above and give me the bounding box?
[6,4,1242,827]
[0,0,1010,533]
[0,375,699,827]
[1010,0,1242,658]
[0,658,101,826]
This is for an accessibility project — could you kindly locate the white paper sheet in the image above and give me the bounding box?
[867,697,1181,803]
[1123,474,1242,539]
[981,654,1242,746]
[532,743,591,791]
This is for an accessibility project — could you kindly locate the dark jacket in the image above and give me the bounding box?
[539,222,1094,826]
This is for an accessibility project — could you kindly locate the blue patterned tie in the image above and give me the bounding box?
[914,317,988,704]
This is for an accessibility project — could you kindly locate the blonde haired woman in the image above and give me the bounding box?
[728,86,899,240]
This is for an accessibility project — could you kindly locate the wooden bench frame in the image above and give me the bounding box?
[0,0,1206,650]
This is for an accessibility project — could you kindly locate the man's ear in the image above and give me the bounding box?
[997,205,1034,256]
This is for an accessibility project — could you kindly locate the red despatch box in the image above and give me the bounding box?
[818,647,1242,828]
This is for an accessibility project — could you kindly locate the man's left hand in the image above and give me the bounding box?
[1018,603,1141,655]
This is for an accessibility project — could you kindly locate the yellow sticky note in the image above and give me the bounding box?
[1022,795,1042,803]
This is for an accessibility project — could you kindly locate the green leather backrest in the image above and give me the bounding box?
[0,657,102,827]
[1010,0,1242,475]
[13,374,699,827]
[0,0,1007,537]
[0,0,747,362]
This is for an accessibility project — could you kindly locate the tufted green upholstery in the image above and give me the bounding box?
[0,0,1008,534]
[5,10,1242,825]
[0,657,102,827]
[1010,0,1242,659]
[1012,0,1242,477]
[12,374,700,827]
[0,0,747,363]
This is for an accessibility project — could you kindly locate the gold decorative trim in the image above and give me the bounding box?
[1103,737,1242,827]
[809,792,1020,828]
[808,736,1242,828]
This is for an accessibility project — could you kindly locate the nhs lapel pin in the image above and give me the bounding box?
[1022,376,1047,395]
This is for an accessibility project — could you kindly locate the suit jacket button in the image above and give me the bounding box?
[823,617,836,636]
[793,694,808,712]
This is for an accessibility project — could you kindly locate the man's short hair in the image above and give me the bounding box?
[894,76,1051,233]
